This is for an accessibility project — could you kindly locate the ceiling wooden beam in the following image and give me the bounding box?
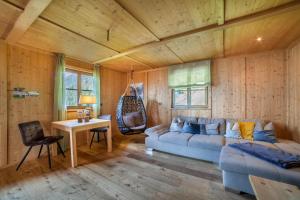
[125,56,155,69]
[5,0,52,44]
[2,0,154,69]
[93,0,300,64]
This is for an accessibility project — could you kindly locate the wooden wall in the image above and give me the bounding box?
[0,40,8,166]
[131,50,289,139]
[100,68,127,137]
[286,40,300,143]
[0,44,126,167]
[7,45,55,164]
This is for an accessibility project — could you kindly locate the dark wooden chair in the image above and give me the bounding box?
[17,121,65,171]
[90,115,112,148]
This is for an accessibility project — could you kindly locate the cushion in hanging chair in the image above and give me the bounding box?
[123,111,144,127]
[130,124,146,131]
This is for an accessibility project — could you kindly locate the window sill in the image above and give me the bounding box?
[170,107,210,110]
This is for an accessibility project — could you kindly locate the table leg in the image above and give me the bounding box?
[51,127,57,156]
[86,130,90,146]
[107,121,112,152]
[69,130,78,168]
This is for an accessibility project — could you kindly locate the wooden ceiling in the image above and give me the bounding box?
[0,0,300,72]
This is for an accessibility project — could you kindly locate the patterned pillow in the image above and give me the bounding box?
[169,117,184,132]
[205,123,219,135]
[181,122,200,134]
[225,122,242,139]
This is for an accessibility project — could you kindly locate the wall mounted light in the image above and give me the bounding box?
[256,37,263,42]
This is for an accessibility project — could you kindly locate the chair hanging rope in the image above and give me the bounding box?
[116,71,147,135]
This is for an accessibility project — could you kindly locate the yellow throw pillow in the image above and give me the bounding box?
[238,122,255,140]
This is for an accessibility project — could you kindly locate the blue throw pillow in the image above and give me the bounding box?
[199,124,206,134]
[181,122,200,134]
[253,130,277,143]
[205,123,219,135]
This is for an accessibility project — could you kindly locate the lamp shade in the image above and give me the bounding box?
[79,95,96,104]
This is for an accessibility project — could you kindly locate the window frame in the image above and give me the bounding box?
[171,86,208,109]
[65,68,94,109]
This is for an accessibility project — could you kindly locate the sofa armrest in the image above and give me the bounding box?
[145,124,170,137]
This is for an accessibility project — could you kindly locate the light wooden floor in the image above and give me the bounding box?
[0,134,255,200]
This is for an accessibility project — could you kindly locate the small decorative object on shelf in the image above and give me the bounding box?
[84,109,90,122]
[12,88,40,98]
[77,110,84,123]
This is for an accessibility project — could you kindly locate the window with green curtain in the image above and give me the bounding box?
[168,60,211,88]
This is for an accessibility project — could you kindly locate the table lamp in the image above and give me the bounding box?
[79,95,96,122]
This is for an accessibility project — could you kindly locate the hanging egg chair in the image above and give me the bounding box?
[116,76,147,135]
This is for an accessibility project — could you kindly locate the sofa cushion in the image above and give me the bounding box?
[205,123,219,135]
[159,132,193,146]
[239,122,255,140]
[181,121,200,134]
[220,144,300,187]
[198,117,226,135]
[144,124,170,140]
[226,118,264,132]
[123,111,143,127]
[188,134,224,151]
[225,122,242,139]
[199,124,206,134]
[254,130,277,143]
[169,117,184,132]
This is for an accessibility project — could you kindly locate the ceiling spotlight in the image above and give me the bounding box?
[256,37,262,42]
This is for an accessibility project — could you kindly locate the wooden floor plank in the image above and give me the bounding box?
[0,135,254,200]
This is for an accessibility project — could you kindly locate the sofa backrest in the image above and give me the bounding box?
[198,117,226,135]
[225,118,267,132]
[172,116,226,135]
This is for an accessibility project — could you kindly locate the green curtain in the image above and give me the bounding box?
[168,60,211,88]
[93,64,101,117]
[53,53,66,150]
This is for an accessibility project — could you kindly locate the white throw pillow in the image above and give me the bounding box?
[225,122,242,139]
[264,122,274,131]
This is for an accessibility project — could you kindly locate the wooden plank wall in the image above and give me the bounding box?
[0,44,125,167]
[0,40,8,166]
[131,49,289,138]
[7,45,55,164]
[212,56,246,119]
[100,68,127,137]
[286,40,300,143]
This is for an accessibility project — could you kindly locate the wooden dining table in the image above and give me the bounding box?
[51,118,112,168]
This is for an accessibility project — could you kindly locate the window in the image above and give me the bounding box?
[172,87,208,108]
[64,69,94,107]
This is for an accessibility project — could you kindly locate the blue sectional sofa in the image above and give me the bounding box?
[144,116,300,195]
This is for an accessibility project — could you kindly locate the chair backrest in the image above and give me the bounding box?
[18,121,45,146]
[98,114,112,121]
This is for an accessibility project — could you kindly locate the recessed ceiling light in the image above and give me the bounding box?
[256,37,262,42]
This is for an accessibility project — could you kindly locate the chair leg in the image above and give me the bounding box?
[90,132,96,148]
[103,132,107,147]
[16,146,32,171]
[47,145,51,169]
[97,132,100,143]
[37,144,43,158]
[57,142,65,158]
